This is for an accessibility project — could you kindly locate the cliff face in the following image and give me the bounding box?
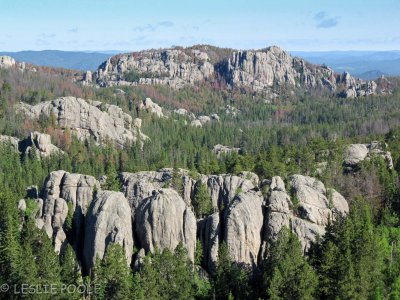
[17,97,148,147]
[95,48,214,89]
[29,168,348,274]
[90,45,380,98]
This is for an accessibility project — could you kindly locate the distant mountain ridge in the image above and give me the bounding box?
[0,50,112,70]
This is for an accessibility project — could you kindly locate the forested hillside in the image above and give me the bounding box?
[1,53,400,300]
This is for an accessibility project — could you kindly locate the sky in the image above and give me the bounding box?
[1,0,399,52]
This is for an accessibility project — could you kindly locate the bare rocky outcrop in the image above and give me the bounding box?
[0,56,16,68]
[23,132,63,158]
[0,132,62,157]
[84,191,134,270]
[135,188,197,262]
[17,97,148,147]
[31,168,348,274]
[35,170,100,253]
[90,45,381,98]
[174,108,196,119]
[344,141,393,170]
[95,48,214,89]
[138,97,165,118]
[198,212,220,272]
[264,175,348,252]
[223,191,264,268]
[213,144,241,158]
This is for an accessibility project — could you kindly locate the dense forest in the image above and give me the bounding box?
[1,63,400,299]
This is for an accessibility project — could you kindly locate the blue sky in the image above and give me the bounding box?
[1,0,399,51]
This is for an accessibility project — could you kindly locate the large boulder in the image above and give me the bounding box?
[35,170,99,253]
[223,191,264,267]
[18,97,148,147]
[135,188,197,262]
[0,56,16,68]
[84,191,134,270]
[344,142,393,170]
[264,175,348,252]
[138,98,164,118]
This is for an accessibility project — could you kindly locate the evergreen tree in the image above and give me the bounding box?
[263,228,317,300]
[93,243,133,300]
[215,242,251,299]
[103,162,122,191]
[60,244,81,299]
[0,190,23,297]
[313,199,386,299]
[193,182,213,218]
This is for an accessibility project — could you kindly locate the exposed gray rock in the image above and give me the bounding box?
[138,97,164,118]
[135,188,197,262]
[17,97,148,147]
[210,113,220,121]
[198,116,211,125]
[0,56,16,68]
[18,199,27,212]
[30,168,349,273]
[95,48,214,89]
[270,176,286,192]
[0,135,20,150]
[174,108,196,120]
[24,132,63,158]
[212,144,241,158]
[84,191,133,270]
[83,71,92,84]
[223,191,264,267]
[90,46,382,98]
[35,170,100,253]
[0,132,62,158]
[190,119,203,128]
[198,212,220,272]
[344,144,369,166]
[344,141,393,170]
[120,170,171,213]
[264,175,349,252]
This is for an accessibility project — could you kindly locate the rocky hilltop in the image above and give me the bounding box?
[17,97,148,147]
[89,45,381,98]
[23,168,348,274]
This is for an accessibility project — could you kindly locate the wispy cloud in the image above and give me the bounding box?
[38,33,56,39]
[314,11,339,29]
[35,39,51,46]
[68,27,79,33]
[134,21,174,32]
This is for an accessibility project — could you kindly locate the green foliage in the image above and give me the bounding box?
[193,182,213,218]
[311,199,386,299]
[93,243,133,300]
[135,243,210,300]
[103,161,122,192]
[214,242,251,299]
[195,239,204,266]
[263,228,318,300]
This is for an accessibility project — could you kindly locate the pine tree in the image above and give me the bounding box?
[193,182,213,218]
[263,228,318,300]
[94,243,133,300]
[60,244,81,299]
[104,162,122,191]
[0,190,23,295]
